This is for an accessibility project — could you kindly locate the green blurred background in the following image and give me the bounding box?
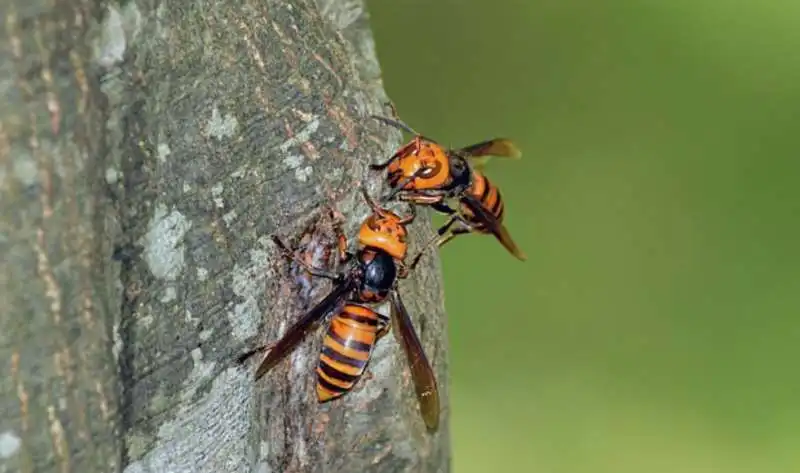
[366,1,800,472]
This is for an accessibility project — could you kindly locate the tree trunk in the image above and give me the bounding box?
[0,1,450,472]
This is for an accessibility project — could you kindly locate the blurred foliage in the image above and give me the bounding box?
[366,0,800,472]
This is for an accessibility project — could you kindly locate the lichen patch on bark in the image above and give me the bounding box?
[157,143,171,163]
[205,107,239,140]
[279,117,320,154]
[0,431,21,459]
[141,205,192,281]
[96,6,127,68]
[122,368,254,473]
[229,242,277,342]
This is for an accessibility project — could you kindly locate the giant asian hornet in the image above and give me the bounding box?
[370,115,526,266]
[238,187,440,431]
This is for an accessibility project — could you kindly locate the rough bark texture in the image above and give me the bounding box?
[0,0,450,472]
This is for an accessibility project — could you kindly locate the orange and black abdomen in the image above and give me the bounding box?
[461,172,504,232]
[316,304,386,402]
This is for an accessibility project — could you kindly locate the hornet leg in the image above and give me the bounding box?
[408,216,459,270]
[329,207,352,265]
[271,235,343,281]
[409,217,472,270]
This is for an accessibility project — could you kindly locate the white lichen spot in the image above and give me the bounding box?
[211,182,225,208]
[105,167,120,184]
[284,153,313,182]
[185,309,197,325]
[182,182,191,193]
[112,322,122,360]
[291,345,306,374]
[120,2,143,42]
[157,143,171,163]
[257,234,273,248]
[95,6,126,68]
[13,156,38,188]
[141,204,192,280]
[96,0,142,68]
[292,107,314,122]
[196,267,209,281]
[319,0,363,30]
[278,117,319,153]
[161,286,176,303]
[276,320,287,340]
[153,3,169,40]
[199,328,214,341]
[228,247,272,341]
[58,397,67,411]
[222,209,237,225]
[329,167,343,181]
[206,107,239,140]
[180,348,216,402]
[283,154,304,168]
[0,431,21,458]
[139,313,154,328]
[231,167,246,179]
[295,166,313,182]
[256,441,272,473]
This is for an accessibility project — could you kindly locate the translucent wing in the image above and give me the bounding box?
[455,139,522,170]
[391,290,440,431]
[461,194,527,261]
[252,281,352,380]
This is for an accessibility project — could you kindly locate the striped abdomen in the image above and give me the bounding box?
[461,171,504,232]
[316,303,388,402]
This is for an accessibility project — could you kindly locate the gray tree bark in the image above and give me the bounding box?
[0,0,450,472]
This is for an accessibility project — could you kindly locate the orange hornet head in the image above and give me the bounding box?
[386,137,452,191]
[357,187,414,261]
